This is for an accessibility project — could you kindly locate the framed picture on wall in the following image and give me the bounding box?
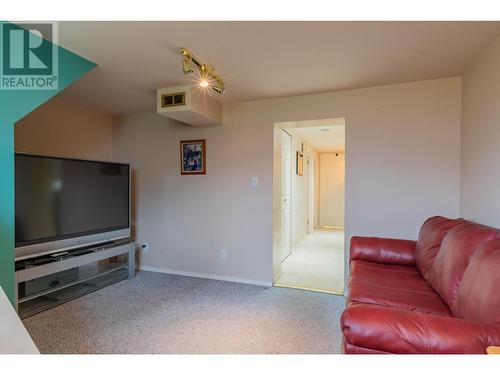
[180,139,206,175]
[296,151,304,176]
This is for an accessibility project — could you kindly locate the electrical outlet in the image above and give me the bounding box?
[139,243,149,252]
[219,249,227,260]
[251,177,258,188]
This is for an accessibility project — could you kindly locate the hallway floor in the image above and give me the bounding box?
[275,229,345,294]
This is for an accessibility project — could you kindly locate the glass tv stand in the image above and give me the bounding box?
[15,240,135,318]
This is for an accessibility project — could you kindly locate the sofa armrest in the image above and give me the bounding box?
[341,303,500,354]
[350,236,417,266]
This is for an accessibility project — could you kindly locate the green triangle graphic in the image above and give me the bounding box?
[0,21,97,305]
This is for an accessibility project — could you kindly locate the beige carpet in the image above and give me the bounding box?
[276,229,345,294]
[22,271,345,354]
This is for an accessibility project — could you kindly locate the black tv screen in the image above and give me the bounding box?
[15,154,130,247]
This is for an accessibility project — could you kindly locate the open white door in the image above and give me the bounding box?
[281,130,292,262]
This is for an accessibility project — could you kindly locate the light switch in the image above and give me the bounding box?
[251,177,258,188]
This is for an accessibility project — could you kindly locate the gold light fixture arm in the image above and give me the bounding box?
[180,47,225,95]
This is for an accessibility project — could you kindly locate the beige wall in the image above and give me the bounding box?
[15,96,115,161]
[115,77,462,286]
[115,112,274,285]
[460,35,500,227]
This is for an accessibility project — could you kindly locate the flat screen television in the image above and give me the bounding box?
[15,153,131,260]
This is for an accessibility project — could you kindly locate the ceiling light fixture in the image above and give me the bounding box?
[180,47,225,95]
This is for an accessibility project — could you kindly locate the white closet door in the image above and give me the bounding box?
[319,153,345,227]
[281,130,292,262]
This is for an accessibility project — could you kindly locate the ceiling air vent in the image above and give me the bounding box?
[157,85,222,126]
[161,92,185,108]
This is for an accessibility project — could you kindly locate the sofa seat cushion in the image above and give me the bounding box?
[348,260,451,316]
[350,259,424,289]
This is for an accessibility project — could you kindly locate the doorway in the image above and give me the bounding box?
[273,118,346,295]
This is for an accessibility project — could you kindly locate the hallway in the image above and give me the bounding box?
[275,229,344,294]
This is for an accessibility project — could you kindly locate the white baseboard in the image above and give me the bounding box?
[138,266,273,288]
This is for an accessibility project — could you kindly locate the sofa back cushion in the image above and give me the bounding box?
[427,222,499,310]
[415,216,464,281]
[453,239,500,324]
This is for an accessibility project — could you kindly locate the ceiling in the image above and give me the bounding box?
[294,125,345,153]
[282,118,345,152]
[56,21,500,115]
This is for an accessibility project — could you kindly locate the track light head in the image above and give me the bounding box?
[182,58,194,75]
[211,81,225,95]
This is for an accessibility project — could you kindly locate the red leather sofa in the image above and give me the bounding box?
[340,216,500,354]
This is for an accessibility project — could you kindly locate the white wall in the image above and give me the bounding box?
[15,96,115,161]
[115,77,462,286]
[319,152,345,228]
[460,35,500,227]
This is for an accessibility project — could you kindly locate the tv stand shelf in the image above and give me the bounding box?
[18,262,127,304]
[15,240,135,318]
